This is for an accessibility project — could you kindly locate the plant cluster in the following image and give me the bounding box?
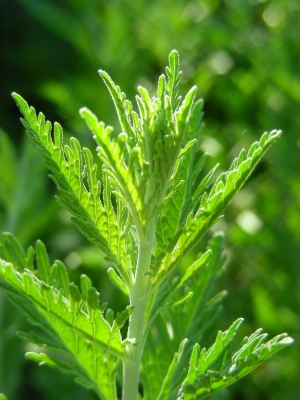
[0,51,292,400]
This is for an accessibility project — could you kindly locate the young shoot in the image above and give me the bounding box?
[0,50,292,400]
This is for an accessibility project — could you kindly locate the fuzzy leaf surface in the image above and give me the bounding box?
[177,322,293,399]
[0,233,134,399]
[152,130,281,285]
[81,50,197,233]
[12,92,134,290]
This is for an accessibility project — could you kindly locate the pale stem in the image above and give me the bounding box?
[122,227,154,400]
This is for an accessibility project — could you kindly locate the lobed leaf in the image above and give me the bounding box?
[142,233,227,400]
[0,235,124,357]
[81,50,197,236]
[0,233,137,399]
[153,99,206,267]
[151,319,292,400]
[153,130,282,285]
[177,322,293,399]
[12,92,134,291]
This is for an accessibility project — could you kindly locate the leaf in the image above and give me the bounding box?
[153,99,206,268]
[148,319,292,400]
[153,130,282,285]
[12,92,134,291]
[177,321,293,399]
[0,250,123,357]
[108,267,129,295]
[142,233,227,400]
[0,234,137,399]
[144,249,212,336]
[81,50,197,235]
[36,240,51,283]
[0,232,32,272]
[112,305,134,333]
[0,274,117,400]
[79,106,143,228]
[156,339,189,400]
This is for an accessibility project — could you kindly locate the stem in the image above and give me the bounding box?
[122,225,155,400]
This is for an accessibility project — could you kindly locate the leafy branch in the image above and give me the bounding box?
[0,50,293,400]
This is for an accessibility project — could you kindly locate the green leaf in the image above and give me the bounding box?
[0,257,123,358]
[0,233,33,272]
[79,106,143,229]
[178,321,293,399]
[0,274,117,400]
[149,319,292,400]
[12,92,134,291]
[153,99,206,269]
[108,267,129,295]
[142,233,227,400]
[144,249,212,336]
[98,70,136,139]
[0,234,137,399]
[156,339,188,400]
[112,305,134,333]
[153,130,281,285]
[81,50,197,235]
[55,260,70,296]
[36,240,51,283]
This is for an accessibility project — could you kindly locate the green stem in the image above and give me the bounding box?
[122,226,154,400]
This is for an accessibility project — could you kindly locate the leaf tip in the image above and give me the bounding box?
[11,92,27,110]
[98,69,110,81]
[281,336,294,345]
[169,49,179,62]
[79,107,88,117]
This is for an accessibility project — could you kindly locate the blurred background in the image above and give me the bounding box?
[0,0,299,399]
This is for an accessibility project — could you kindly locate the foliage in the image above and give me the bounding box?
[0,50,292,400]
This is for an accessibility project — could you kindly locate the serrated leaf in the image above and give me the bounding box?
[153,99,206,264]
[177,320,293,399]
[0,258,123,357]
[142,234,228,400]
[0,235,128,358]
[153,130,282,285]
[81,50,198,238]
[156,339,189,400]
[108,267,129,295]
[0,235,137,399]
[12,92,134,291]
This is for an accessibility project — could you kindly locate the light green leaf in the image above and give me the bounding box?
[153,130,281,285]
[153,99,206,268]
[108,267,129,295]
[178,321,293,399]
[0,251,123,358]
[81,50,197,235]
[12,92,134,291]
[150,319,292,400]
[0,233,137,399]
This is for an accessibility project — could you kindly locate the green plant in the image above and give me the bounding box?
[0,50,292,400]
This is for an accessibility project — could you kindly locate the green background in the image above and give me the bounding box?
[0,0,299,399]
